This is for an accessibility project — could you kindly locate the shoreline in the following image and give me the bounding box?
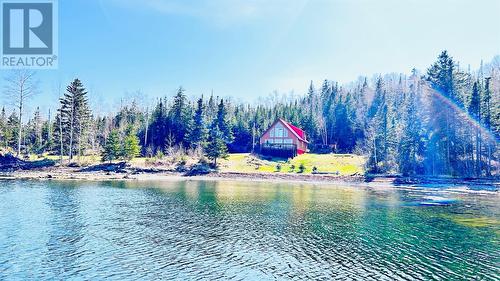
[2,167,499,189]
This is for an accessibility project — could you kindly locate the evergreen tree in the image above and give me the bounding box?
[31,107,43,154]
[398,86,421,175]
[426,50,461,175]
[367,89,388,173]
[59,79,91,160]
[102,130,121,163]
[42,118,53,154]
[205,124,228,166]
[0,108,7,148]
[215,99,233,143]
[469,81,481,176]
[188,97,207,148]
[368,77,385,119]
[148,98,169,152]
[122,126,141,161]
[231,106,253,152]
[6,112,19,150]
[483,77,493,176]
[170,87,192,146]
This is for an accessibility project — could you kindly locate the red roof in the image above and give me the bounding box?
[278,119,308,143]
[286,122,305,139]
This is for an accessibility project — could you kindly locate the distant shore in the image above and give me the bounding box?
[2,166,499,190]
[1,167,365,184]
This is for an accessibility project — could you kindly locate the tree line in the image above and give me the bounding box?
[1,51,499,176]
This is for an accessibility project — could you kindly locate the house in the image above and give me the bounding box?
[260,119,308,158]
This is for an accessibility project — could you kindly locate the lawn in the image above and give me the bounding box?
[28,153,365,176]
[219,153,365,175]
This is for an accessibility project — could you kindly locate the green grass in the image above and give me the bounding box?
[26,153,365,176]
[220,153,365,175]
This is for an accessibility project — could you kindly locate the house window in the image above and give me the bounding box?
[277,125,284,137]
[275,139,283,144]
[283,129,288,137]
[284,139,293,144]
[273,123,282,138]
[270,129,274,137]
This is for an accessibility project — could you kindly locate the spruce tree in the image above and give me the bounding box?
[426,51,461,175]
[122,126,141,161]
[32,107,43,154]
[483,77,493,176]
[367,89,388,173]
[189,97,207,148]
[6,112,19,150]
[368,77,385,119]
[398,87,420,175]
[205,124,228,166]
[59,79,91,160]
[216,99,233,143]
[469,81,481,176]
[170,87,192,146]
[102,130,121,163]
[0,108,7,148]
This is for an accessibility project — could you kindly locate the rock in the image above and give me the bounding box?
[0,153,55,171]
[80,162,129,173]
[184,163,213,176]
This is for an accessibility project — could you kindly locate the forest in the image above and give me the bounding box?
[1,51,499,177]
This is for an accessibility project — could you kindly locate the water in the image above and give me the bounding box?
[0,180,498,281]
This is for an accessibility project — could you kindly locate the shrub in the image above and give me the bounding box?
[289,164,296,172]
[276,164,282,172]
[298,163,306,173]
[155,150,164,159]
[178,155,187,166]
[312,166,318,173]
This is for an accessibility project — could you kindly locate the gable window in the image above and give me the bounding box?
[275,124,284,138]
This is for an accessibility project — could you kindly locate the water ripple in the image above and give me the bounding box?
[0,180,498,280]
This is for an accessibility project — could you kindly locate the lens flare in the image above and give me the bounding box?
[429,88,499,144]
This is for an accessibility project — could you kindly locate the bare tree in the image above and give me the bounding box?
[4,70,38,157]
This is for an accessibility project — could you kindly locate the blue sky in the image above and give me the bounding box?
[15,0,500,114]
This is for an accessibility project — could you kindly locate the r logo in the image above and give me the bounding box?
[2,2,53,54]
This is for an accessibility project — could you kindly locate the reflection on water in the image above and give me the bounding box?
[0,179,498,280]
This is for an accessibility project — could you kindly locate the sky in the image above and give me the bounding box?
[4,0,500,115]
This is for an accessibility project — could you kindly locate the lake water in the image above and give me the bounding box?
[0,179,498,280]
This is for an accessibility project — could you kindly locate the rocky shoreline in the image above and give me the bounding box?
[1,164,498,191]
